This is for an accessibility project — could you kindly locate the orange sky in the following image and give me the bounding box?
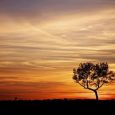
[0,0,115,100]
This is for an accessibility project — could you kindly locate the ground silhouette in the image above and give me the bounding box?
[0,99,115,114]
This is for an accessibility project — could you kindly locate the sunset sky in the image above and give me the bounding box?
[0,0,115,100]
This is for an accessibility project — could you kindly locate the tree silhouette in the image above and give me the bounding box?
[73,62,115,101]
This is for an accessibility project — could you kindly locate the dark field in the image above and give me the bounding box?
[0,99,115,114]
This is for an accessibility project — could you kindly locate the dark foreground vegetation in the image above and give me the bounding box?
[0,99,115,114]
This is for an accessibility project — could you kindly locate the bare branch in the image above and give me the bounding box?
[78,81,87,89]
[86,80,94,91]
[95,78,100,90]
[98,82,104,89]
[86,80,88,88]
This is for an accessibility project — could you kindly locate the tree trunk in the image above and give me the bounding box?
[93,90,98,101]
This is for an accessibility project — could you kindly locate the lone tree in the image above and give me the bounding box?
[73,62,115,101]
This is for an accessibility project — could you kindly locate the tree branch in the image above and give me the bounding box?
[78,80,104,91]
[95,78,100,90]
[96,82,104,90]
[99,82,104,89]
[86,80,94,91]
[78,81,87,89]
